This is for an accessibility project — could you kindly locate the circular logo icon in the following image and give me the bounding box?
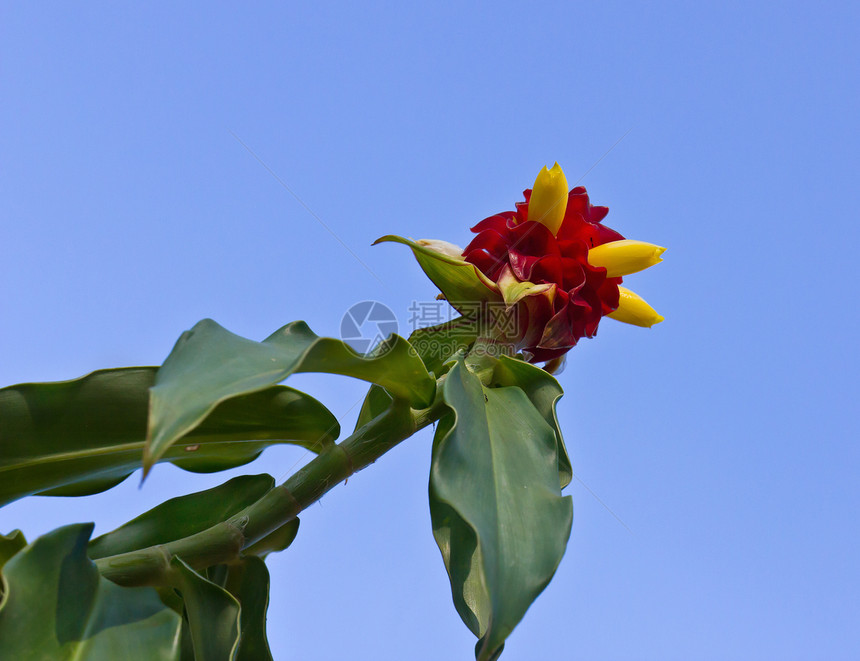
[340,301,398,356]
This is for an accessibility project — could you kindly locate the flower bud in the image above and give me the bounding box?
[608,287,664,327]
[528,163,568,236]
[587,239,666,277]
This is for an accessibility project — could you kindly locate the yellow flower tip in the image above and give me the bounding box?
[587,239,667,278]
[529,162,568,236]
[608,286,664,328]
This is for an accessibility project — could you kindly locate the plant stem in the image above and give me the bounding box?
[95,387,448,586]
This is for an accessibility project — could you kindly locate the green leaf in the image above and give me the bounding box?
[0,530,26,572]
[88,474,276,560]
[0,368,339,506]
[224,556,275,661]
[171,385,339,471]
[243,519,300,558]
[490,356,572,489]
[170,557,240,661]
[374,235,503,313]
[146,319,435,473]
[354,316,477,431]
[408,316,479,377]
[354,384,395,431]
[430,361,572,661]
[200,556,275,661]
[0,523,182,659]
[0,530,27,604]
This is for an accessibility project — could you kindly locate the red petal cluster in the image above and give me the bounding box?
[462,186,625,362]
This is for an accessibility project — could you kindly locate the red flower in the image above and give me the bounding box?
[461,185,626,362]
[376,163,664,365]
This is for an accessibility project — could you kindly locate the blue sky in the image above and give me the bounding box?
[1,2,858,659]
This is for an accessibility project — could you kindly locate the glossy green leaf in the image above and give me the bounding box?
[408,316,479,377]
[490,356,572,489]
[354,384,395,432]
[146,319,435,473]
[374,235,503,313]
[243,518,300,557]
[0,530,27,604]
[0,524,182,659]
[430,361,572,661]
[0,530,26,572]
[171,557,240,661]
[0,368,339,506]
[354,316,477,431]
[88,474,276,560]
[201,556,275,661]
[224,556,275,661]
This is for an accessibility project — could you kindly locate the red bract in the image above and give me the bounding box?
[462,187,625,362]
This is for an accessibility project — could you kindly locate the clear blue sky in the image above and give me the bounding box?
[2,2,858,659]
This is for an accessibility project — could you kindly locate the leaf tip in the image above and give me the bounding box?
[140,452,154,484]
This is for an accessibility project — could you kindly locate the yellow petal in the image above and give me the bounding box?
[608,286,664,328]
[528,163,568,236]
[588,239,666,277]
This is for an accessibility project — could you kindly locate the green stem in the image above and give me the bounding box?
[95,386,448,586]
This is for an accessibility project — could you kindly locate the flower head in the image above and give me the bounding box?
[376,163,664,364]
[460,163,664,362]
